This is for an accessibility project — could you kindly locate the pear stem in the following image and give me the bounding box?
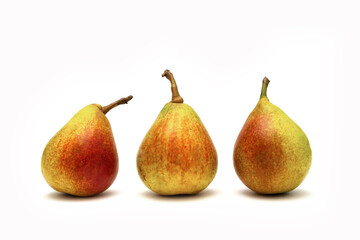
[162,69,184,103]
[102,95,133,115]
[260,77,270,99]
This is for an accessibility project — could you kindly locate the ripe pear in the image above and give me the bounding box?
[137,70,217,195]
[41,95,133,197]
[233,77,311,194]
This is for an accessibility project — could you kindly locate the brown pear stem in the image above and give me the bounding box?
[102,95,133,115]
[260,77,270,99]
[162,69,184,103]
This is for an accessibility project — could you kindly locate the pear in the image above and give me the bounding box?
[233,77,311,194]
[41,95,133,197]
[137,70,217,195]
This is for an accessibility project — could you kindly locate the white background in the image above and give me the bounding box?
[0,0,358,239]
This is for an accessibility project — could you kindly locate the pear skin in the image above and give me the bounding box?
[233,77,311,194]
[137,70,217,195]
[41,96,132,197]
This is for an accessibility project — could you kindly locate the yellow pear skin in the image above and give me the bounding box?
[41,96,132,197]
[233,77,311,194]
[137,70,218,195]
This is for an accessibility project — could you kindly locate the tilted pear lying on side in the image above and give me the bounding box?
[137,70,217,195]
[233,77,311,194]
[41,95,133,197]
